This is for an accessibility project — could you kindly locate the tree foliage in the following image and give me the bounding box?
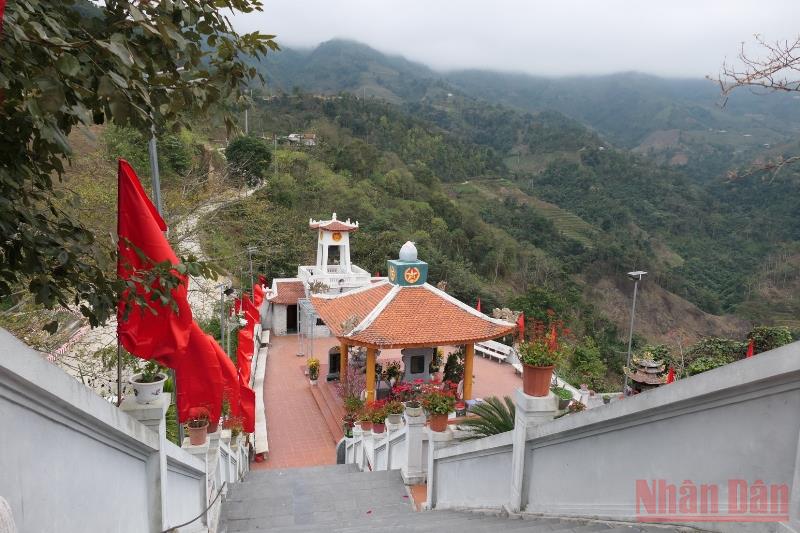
[457,396,515,439]
[0,0,277,327]
[225,136,273,186]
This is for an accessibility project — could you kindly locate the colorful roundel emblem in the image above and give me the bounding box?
[332,231,342,242]
[404,267,421,284]
[388,265,397,282]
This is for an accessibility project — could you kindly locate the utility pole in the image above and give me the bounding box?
[247,245,257,298]
[623,271,647,395]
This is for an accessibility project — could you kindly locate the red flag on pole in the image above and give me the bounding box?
[476,298,482,313]
[666,367,675,384]
[213,338,240,419]
[516,314,525,340]
[239,379,256,433]
[258,274,267,287]
[548,324,558,351]
[237,327,254,385]
[175,322,223,423]
[0,0,6,33]
[746,338,755,358]
[117,160,191,366]
[242,293,259,325]
[253,283,265,308]
[374,271,381,277]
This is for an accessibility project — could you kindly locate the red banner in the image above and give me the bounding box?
[175,322,223,423]
[117,159,191,367]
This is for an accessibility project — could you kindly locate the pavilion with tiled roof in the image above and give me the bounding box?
[310,242,516,401]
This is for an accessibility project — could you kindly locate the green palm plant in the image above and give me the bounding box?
[457,396,515,439]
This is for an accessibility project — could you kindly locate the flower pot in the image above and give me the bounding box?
[129,373,167,405]
[558,398,571,410]
[429,413,449,432]
[187,421,209,445]
[360,420,373,432]
[404,402,424,417]
[373,422,385,434]
[522,364,554,397]
[386,413,403,425]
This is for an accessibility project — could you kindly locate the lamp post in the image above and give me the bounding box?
[623,271,647,395]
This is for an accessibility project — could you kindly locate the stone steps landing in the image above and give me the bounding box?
[222,465,688,533]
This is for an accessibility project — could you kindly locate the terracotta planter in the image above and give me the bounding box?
[429,413,449,432]
[522,364,554,397]
[360,420,373,432]
[373,422,385,434]
[187,421,209,445]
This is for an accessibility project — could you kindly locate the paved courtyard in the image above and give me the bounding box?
[254,333,523,470]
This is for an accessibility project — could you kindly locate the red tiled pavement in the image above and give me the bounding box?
[252,334,340,470]
[251,334,523,470]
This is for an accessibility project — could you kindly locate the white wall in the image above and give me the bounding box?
[272,304,287,336]
[429,341,800,532]
[0,328,248,533]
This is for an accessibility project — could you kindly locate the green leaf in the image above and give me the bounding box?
[56,55,81,77]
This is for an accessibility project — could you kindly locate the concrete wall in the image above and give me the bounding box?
[429,341,800,532]
[432,432,513,509]
[272,304,288,336]
[0,328,250,533]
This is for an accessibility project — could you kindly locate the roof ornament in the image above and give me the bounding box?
[399,241,417,262]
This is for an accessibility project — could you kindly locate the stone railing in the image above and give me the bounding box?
[0,328,249,533]
[344,419,408,472]
[425,341,800,532]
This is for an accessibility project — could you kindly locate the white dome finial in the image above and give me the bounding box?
[399,241,417,262]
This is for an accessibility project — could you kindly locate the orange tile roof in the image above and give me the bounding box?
[310,282,516,348]
[309,219,359,232]
[269,280,306,305]
[310,282,393,335]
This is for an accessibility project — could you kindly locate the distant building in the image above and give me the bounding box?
[286,133,317,146]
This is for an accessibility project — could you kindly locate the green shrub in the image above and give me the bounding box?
[687,356,733,376]
[748,326,793,353]
[519,338,563,367]
[458,396,515,439]
[225,136,272,186]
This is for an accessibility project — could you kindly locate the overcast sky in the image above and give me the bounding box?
[232,0,799,78]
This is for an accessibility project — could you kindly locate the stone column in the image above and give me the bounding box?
[463,343,475,400]
[401,412,427,485]
[425,427,454,510]
[120,394,170,532]
[366,346,377,402]
[182,438,211,527]
[508,388,557,513]
[339,341,348,381]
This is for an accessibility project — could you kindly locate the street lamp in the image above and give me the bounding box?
[623,271,647,395]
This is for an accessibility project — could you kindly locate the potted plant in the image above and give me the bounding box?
[384,361,402,387]
[421,388,455,432]
[384,400,404,425]
[129,360,168,405]
[307,357,320,385]
[223,416,243,442]
[552,386,573,410]
[359,411,373,432]
[370,401,387,434]
[519,339,563,397]
[186,406,210,445]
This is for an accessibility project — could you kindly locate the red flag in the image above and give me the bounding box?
[374,271,381,277]
[746,338,755,358]
[231,297,241,317]
[175,322,223,423]
[213,338,240,419]
[0,0,6,33]
[237,327,254,385]
[666,367,675,384]
[239,379,256,433]
[476,298,482,313]
[516,314,525,340]
[242,293,259,325]
[117,160,191,366]
[258,274,267,287]
[548,324,558,351]
[253,283,264,307]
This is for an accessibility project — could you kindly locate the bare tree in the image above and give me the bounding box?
[712,34,800,179]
